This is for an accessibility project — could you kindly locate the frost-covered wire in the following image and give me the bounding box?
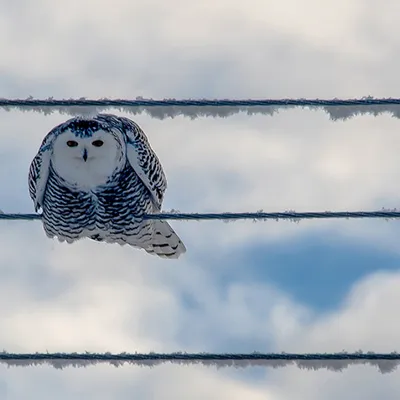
[2,96,400,120]
[1,210,400,222]
[0,351,399,373]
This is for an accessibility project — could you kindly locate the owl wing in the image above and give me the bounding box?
[114,116,167,210]
[28,132,56,212]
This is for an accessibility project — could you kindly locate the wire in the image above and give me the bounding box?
[2,96,400,120]
[2,97,400,107]
[3,97,398,376]
[0,352,398,373]
[1,210,399,222]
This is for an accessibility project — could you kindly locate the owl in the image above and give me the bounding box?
[28,114,186,259]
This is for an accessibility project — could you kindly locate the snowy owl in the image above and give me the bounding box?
[28,114,186,259]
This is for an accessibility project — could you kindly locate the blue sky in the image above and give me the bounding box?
[237,231,400,312]
[2,0,400,398]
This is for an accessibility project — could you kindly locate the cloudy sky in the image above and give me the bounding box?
[1,0,400,398]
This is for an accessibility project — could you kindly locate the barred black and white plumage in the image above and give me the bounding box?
[28,114,186,259]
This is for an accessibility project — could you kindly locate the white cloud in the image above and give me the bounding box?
[2,235,400,398]
[1,0,398,98]
[262,272,400,399]
[1,0,400,398]
[283,271,400,353]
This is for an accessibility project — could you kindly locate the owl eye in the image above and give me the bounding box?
[92,140,104,147]
[66,140,78,147]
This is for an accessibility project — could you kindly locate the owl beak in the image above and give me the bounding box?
[82,148,88,162]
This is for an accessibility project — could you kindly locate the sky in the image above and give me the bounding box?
[1,0,400,398]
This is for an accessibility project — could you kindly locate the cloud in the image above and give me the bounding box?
[262,271,400,399]
[2,234,400,398]
[285,271,400,353]
[1,0,400,398]
[0,0,394,99]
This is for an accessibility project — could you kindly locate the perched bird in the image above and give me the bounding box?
[28,114,186,259]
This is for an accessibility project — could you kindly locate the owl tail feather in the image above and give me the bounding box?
[145,220,186,259]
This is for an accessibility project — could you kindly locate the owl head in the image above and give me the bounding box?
[51,117,126,188]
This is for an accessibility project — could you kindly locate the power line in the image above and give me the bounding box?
[2,96,400,120]
[0,352,398,373]
[2,97,400,107]
[0,210,399,222]
[3,351,397,361]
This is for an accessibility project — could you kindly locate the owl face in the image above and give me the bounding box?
[51,128,126,189]
[53,129,119,162]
